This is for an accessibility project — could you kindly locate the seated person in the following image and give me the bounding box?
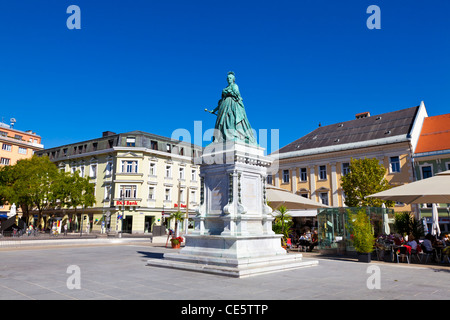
[443,234,450,246]
[393,234,404,246]
[422,234,434,253]
[406,235,418,251]
[299,233,308,241]
[308,230,318,252]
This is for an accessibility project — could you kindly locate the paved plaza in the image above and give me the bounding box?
[0,238,449,302]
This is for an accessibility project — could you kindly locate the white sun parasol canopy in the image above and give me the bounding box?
[367,170,450,204]
[266,185,330,210]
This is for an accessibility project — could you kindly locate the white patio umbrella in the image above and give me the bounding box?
[367,170,450,204]
[431,203,441,236]
[382,203,390,235]
[8,203,16,218]
[266,185,330,210]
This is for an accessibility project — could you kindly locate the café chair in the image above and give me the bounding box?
[420,244,435,263]
[395,246,410,264]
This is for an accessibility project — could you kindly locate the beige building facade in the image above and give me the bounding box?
[269,103,428,216]
[36,131,202,235]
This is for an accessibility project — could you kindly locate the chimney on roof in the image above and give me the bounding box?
[102,131,116,137]
[355,112,370,119]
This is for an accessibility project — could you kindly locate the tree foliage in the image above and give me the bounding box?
[341,158,394,208]
[0,156,96,222]
[272,205,293,246]
[393,212,424,239]
[167,211,185,237]
[347,209,375,253]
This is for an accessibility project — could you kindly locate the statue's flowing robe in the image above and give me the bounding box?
[213,83,257,145]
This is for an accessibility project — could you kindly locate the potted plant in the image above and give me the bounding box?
[348,209,375,263]
[169,236,184,249]
[167,211,185,248]
[272,205,293,248]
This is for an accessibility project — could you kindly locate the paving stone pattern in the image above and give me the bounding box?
[0,241,449,300]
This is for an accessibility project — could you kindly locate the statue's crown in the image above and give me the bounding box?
[227,71,235,76]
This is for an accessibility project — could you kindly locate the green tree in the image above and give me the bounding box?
[348,209,374,253]
[393,212,424,239]
[2,156,60,225]
[0,156,96,229]
[0,164,19,206]
[341,158,394,208]
[54,171,96,214]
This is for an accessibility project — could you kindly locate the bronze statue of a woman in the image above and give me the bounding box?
[205,72,257,145]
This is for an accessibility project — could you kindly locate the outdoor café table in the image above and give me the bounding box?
[298,239,310,252]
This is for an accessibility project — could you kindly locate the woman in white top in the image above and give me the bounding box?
[406,235,418,250]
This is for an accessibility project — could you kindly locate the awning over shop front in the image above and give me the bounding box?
[286,209,318,218]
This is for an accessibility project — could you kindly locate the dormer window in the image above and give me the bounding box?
[126,137,136,147]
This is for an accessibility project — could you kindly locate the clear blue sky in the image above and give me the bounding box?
[1,0,449,153]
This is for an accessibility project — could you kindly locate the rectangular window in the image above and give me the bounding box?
[90,164,97,178]
[18,147,27,155]
[282,170,289,183]
[190,190,196,203]
[122,160,138,173]
[14,134,23,140]
[179,189,185,202]
[421,166,432,179]
[179,167,185,180]
[319,165,327,180]
[447,163,450,171]
[267,174,273,185]
[166,144,172,153]
[104,185,111,200]
[342,162,350,176]
[1,158,10,165]
[165,165,172,178]
[2,144,11,151]
[149,162,156,176]
[191,169,197,181]
[300,168,307,182]
[0,131,7,137]
[390,156,400,173]
[106,161,113,176]
[126,137,136,147]
[151,140,158,150]
[148,187,155,200]
[165,188,171,201]
[120,185,137,199]
[320,192,329,206]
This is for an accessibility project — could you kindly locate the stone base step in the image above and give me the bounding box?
[147,253,318,278]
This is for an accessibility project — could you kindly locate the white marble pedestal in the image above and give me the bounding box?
[147,142,318,277]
